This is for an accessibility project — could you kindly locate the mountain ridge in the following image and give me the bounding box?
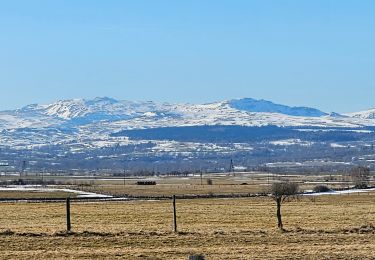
[228,98,328,117]
[1,97,375,169]
[1,97,375,133]
[10,96,332,120]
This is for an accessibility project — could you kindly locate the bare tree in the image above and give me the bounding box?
[270,182,299,230]
[350,166,370,188]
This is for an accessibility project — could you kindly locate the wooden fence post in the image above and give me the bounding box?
[189,255,205,260]
[173,195,177,233]
[66,197,71,232]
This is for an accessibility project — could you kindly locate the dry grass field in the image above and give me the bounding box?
[0,191,77,199]
[2,172,372,198]
[0,193,374,259]
[64,172,366,197]
[78,183,267,197]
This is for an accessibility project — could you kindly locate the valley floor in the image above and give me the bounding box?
[0,194,374,259]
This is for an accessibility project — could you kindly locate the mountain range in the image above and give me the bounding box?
[0,96,374,149]
[1,97,375,171]
[1,97,375,131]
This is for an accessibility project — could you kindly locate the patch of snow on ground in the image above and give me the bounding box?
[330,143,348,148]
[0,186,112,198]
[304,188,375,196]
[270,139,314,146]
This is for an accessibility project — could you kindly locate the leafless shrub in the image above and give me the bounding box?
[270,182,299,230]
[350,166,370,188]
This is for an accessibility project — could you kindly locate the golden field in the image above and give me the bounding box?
[2,172,368,198]
[76,183,266,197]
[0,191,76,199]
[64,172,367,197]
[0,193,374,259]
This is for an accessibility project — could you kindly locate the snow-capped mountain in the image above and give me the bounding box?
[14,97,325,121]
[346,109,375,119]
[19,97,158,120]
[0,97,373,132]
[2,97,375,172]
[0,97,374,150]
[228,98,327,117]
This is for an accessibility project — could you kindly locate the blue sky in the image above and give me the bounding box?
[1,0,374,113]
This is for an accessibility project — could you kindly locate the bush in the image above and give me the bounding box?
[206,179,213,185]
[354,183,368,189]
[313,185,331,193]
[350,166,370,188]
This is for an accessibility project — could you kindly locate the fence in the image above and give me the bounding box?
[0,190,374,235]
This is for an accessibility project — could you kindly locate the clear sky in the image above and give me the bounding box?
[1,0,374,113]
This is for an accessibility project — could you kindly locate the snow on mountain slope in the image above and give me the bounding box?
[76,99,372,138]
[346,109,375,119]
[37,97,182,122]
[0,97,375,149]
[43,99,88,119]
[0,110,62,130]
[228,98,328,117]
[1,97,375,131]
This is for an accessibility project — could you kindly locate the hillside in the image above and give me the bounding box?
[1,97,375,172]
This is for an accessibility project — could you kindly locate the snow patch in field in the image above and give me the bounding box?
[270,139,314,146]
[0,186,112,198]
[304,188,375,196]
[330,143,347,148]
[143,112,157,117]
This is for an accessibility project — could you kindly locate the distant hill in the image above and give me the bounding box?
[346,109,375,119]
[0,96,374,151]
[228,98,327,117]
